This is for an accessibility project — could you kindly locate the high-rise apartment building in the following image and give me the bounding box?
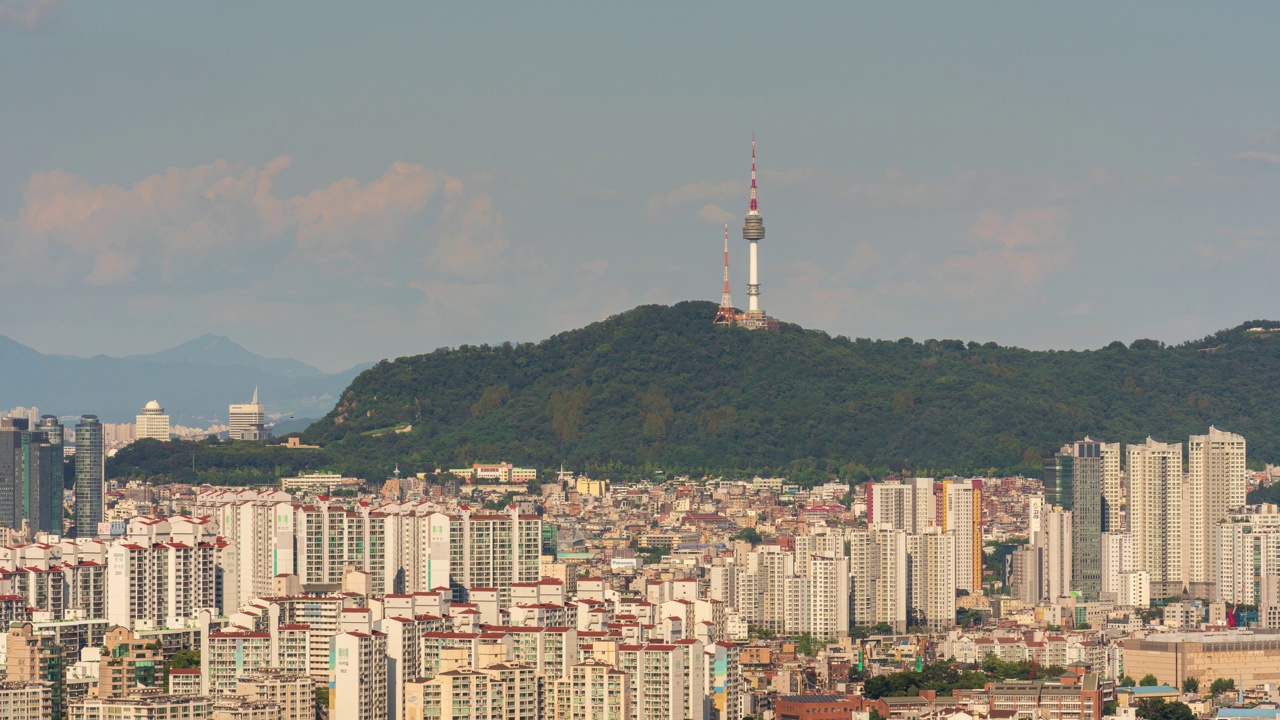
[906,530,956,630]
[1100,532,1136,603]
[940,479,982,593]
[1100,442,1123,532]
[106,517,222,629]
[331,631,389,720]
[68,693,209,720]
[73,416,104,538]
[134,401,171,442]
[449,507,543,605]
[552,660,630,720]
[867,478,935,533]
[618,643,696,720]
[234,670,315,720]
[705,642,742,720]
[0,681,53,720]
[1042,507,1072,601]
[1214,506,1280,605]
[1010,545,1043,604]
[751,544,791,634]
[1187,426,1247,590]
[195,490,296,609]
[1127,437,1184,593]
[6,623,64,720]
[789,529,849,639]
[849,529,908,633]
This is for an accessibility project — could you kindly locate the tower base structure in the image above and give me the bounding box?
[736,310,780,331]
[712,308,779,331]
[713,305,739,325]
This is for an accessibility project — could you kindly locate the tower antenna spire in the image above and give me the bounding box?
[749,133,759,215]
[713,224,737,325]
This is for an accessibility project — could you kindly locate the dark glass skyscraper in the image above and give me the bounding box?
[1043,454,1074,511]
[34,416,63,534]
[73,415,104,538]
[0,417,61,535]
[1051,438,1104,600]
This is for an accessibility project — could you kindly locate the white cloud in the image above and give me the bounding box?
[1,157,502,291]
[1233,150,1280,167]
[697,203,732,225]
[645,179,741,218]
[0,0,56,29]
[1194,227,1280,264]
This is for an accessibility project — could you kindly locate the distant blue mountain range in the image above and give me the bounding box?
[0,334,373,425]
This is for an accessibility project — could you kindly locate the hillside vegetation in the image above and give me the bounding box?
[288,301,1280,481]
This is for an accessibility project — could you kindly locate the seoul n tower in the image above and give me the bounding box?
[739,136,777,330]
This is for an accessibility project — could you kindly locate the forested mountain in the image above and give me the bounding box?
[298,301,1280,481]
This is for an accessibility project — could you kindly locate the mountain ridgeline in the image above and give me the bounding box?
[304,301,1280,480]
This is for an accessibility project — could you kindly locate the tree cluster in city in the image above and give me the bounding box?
[861,657,1068,699]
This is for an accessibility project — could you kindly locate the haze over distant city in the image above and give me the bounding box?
[4,2,1280,371]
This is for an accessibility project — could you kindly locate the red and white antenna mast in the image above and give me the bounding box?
[714,224,738,324]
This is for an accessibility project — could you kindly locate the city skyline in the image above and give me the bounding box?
[4,4,1280,370]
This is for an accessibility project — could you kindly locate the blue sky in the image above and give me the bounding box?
[3,2,1279,370]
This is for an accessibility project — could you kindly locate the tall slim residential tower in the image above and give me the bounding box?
[940,479,982,594]
[74,415,104,538]
[713,225,737,325]
[1186,426,1247,589]
[1100,441,1123,531]
[1042,507,1073,600]
[1128,437,1184,595]
[906,530,957,630]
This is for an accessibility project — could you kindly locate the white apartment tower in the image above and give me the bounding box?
[787,533,849,640]
[331,631,389,720]
[106,517,221,629]
[1042,507,1072,601]
[1100,532,1136,602]
[1100,442,1123,531]
[868,478,935,533]
[552,661,630,720]
[940,479,982,594]
[877,530,910,632]
[907,530,957,630]
[618,643,695,720]
[1187,426,1247,587]
[1127,437,1185,591]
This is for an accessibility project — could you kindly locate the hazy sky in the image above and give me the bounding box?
[3,2,1280,371]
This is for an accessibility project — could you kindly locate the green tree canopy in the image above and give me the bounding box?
[290,303,1280,480]
[168,649,200,669]
[1134,700,1194,720]
[1209,678,1236,695]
